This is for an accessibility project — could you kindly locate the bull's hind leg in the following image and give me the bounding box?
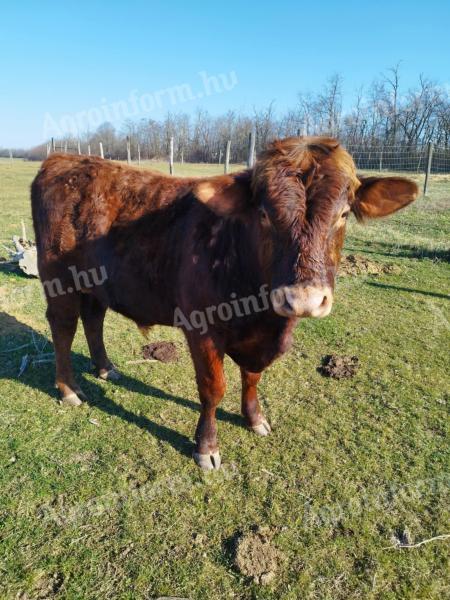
[240,368,271,436]
[80,295,119,381]
[187,334,226,470]
[46,295,85,406]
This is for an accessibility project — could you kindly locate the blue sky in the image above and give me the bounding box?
[1,0,449,147]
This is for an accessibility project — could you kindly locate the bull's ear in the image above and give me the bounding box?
[352,176,419,220]
[193,171,252,217]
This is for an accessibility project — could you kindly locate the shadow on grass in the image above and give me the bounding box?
[345,241,450,262]
[366,281,450,300]
[0,262,32,277]
[0,311,243,459]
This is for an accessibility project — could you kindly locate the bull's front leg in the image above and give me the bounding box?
[240,368,271,436]
[187,334,226,470]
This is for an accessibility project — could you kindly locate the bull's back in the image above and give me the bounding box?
[30,154,197,324]
[32,154,182,260]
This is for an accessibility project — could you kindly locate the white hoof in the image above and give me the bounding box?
[193,450,222,471]
[61,392,83,407]
[99,367,120,381]
[250,417,272,436]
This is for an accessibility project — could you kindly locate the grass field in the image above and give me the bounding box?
[0,158,449,599]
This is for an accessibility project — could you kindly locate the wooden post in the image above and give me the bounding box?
[169,136,174,175]
[51,137,55,153]
[247,128,256,168]
[224,140,231,174]
[99,142,104,159]
[137,143,141,165]
[296,128,301,137]
[379,149,383,171]
[87,144,91,156]
[46,142,51,157]
[218,148,223,164]
[64,141,68,153]
[77,140,81,155]
[126,136,131,164]
[423,142,433,195]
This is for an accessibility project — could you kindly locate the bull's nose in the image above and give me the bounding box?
[271,285,333,318]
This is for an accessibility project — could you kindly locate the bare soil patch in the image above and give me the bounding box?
[233,527,283,585]
[142,341,179,363]
[318,354,360,379]
[340,254,401,276]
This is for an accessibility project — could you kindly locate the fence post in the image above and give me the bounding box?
[126,136,131,164]
[51,137,55,153]
[87,144,91,156]
[137,143,141,165]
[224,140,231,174]
[218,148,223,165]
[77,140,81,155]
[99,142,104,159]
[247,128,256,168]
[379,149,383,171]
[169,136,174,175]
[423,142,434,195]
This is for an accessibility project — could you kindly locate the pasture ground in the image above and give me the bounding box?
[0,158,449,599]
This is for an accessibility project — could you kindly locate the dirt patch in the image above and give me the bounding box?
[23,572,64,599]
[142,341,178,363]
[318,354,360,379]
[234,527,283,585]
[340,254,401,277]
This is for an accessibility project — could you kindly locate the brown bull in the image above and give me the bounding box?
[31,137,418,469]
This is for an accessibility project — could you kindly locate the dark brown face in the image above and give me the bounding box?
[194,136,418,320]
[251,138,418,319]
[253,143,355,318]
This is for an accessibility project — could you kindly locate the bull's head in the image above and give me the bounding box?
[195,137,418,319]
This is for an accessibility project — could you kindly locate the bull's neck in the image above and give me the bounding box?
[213,216,269,298]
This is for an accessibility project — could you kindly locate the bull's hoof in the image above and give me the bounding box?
[193,450,222,471]
[98,367,120,381]
[61,392,84,407]
[250,416,272,436]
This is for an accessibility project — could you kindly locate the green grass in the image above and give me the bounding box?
[0,158,449,599]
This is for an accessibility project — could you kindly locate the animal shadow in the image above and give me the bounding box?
[0,311,243,458]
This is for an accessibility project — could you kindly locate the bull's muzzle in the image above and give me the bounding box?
[271,284,333,318]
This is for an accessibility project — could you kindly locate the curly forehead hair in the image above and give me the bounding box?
[252,136,360,198]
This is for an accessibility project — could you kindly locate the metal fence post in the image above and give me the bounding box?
[247,128,256,168]
[423,142,434,195]
[224,140,231,174]
[126,136,131,164]
[169,136,174,175]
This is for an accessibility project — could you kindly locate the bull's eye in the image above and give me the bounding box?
[341,209,351,219]
[259,208,269,223]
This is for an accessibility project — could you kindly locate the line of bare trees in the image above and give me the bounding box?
[7,67,450,162]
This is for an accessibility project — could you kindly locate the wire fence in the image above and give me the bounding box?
[345,144,450,174]
[47,140,450,172]
[41,137,450,196]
